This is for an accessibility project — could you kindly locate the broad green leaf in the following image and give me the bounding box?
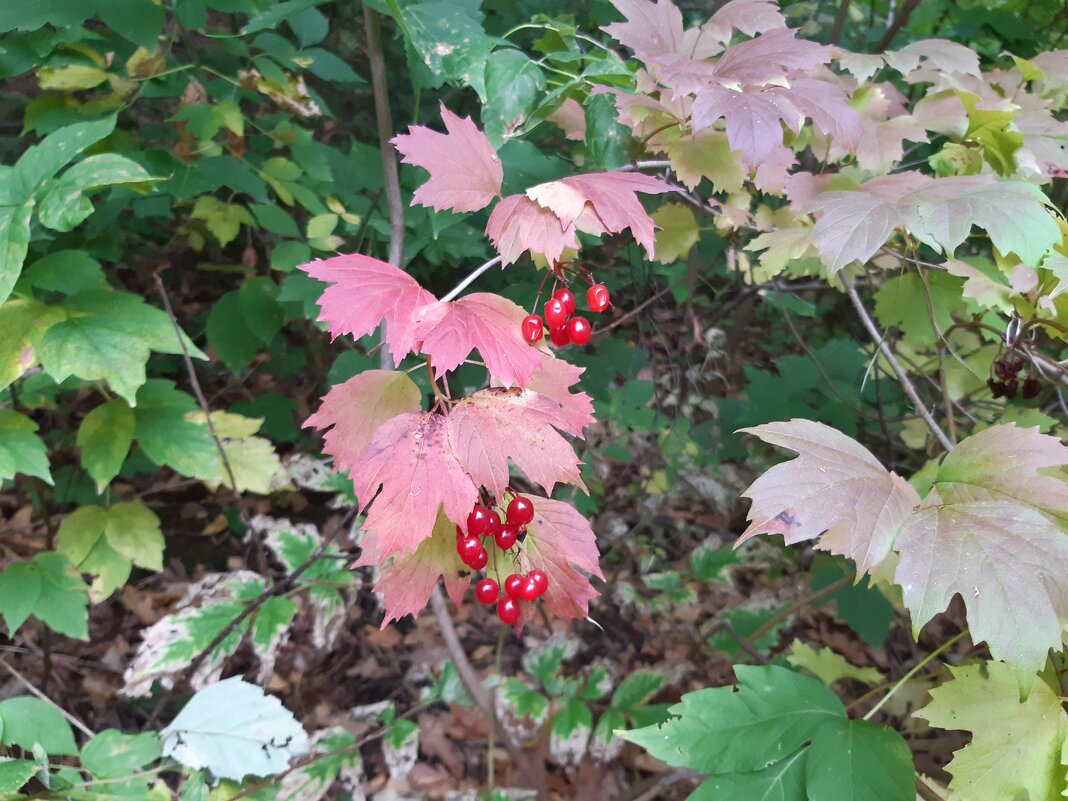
[873,271,967,346]
[0,409,52,484]
[190,196,256,247]
[610,670,665,712]
[501,678,550,722]
[250,203,299,238]
[38,154,156,233]
[0,202,34,307]
[81,730,161,778]
[785,641,882,687]
[78,400,135,490]
[161,676,309,782]
[250,595,297,666]
[690,749,807,801]
[0,758,37,793]
[584,93,629,170]
[12,115,117,199]
[550,697,592,743]
[38,290,205,405]
[665,129,745,193]
[0,696,77,755]
[133,380,218,479]
[916,662,1068,801]
[0,552,90,637]
[240,0,330,34]
[805,718,914,801]
[37,65,111,92]
[0,298,64,391]
[621,665,844,774]
[206,291,262,373]
[275,727,361,801]
[97,0,166,48]
[23,250,107,294]
[217,435,281,494]
[592,707,626,746]
[652,203,700,264]
[238,277,284,345]
[397,0,494,100]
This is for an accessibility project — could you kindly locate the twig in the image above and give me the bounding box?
[441,255,502,302]
[708,619,767,663]
[830,0,851,44]
[743,574,854,649]
[841,274,955,453]
[617,768,701,801]
[874,0,922,51]
[593,285,673,337]
[916,268,957,445]
[1,660,94,738]
[863,629,970,721]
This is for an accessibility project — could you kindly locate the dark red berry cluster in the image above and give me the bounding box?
[988,358,1040,400]
[455,493,549,625]
[520,263,611,349]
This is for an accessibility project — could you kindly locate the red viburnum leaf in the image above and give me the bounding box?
[692,85,798,167]
[855,113,929,173]
[301,253,436,365]
[415,293,542,388]
[700,0,786,48]
[738,420,920,574]
[885,39,982,82]
[525,172,674,259]
[447,387,589,500]
[391,104,503,213]
[485,194,580,266]
[602,0,685,66]
[350,411,479,559]
[547,98,587,141]
[528,349,595,429]
[304,370,423,475]
[895,424,1068,672]
[515,497,603,628]
[363,510,471,626]
[766,78,862,152]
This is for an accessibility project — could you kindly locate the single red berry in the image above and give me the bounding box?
[1022,377,1041,399]
[468,547,489,571]
[544,297,568,329]
[484,510,502,540]
[475,578,499,605]
[529,569,549,597]
[457,535,483,564]
[506,495,535,527]
[495,524,518,551]
[566,316,592,346]
[519,577,540,602]
[455,525,465,538]
[521,314,544,344]
[587,283,610,313]
[553,287,576,316]
[497,596,520,625]
[467,505,491,536]
[504,573,524,598]
[549,326,569,347]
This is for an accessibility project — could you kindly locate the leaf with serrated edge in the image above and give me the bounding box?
[485,194,580,266]
[785,640,882,686]
[391,104,503,213]
[805,718,914,801]
[738,420,920,574]
[300,254,437,366]
[916,662,1068,801]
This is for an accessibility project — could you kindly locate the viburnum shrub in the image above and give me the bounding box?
[297,0,1068,795]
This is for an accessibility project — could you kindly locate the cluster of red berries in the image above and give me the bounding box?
[455,493,549,625]
[988,358,1040,400]
[520,264,611,349]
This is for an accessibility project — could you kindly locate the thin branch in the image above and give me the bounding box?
[743,574,854,649]
[874,0,922,51]
[0,660,94,739]
[441,255,502,302]
[708,619,767,663]
[830,0,851,44]
[864,629,970,721]
[841,274,955,453]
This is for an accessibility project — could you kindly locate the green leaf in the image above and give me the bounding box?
[0,409,52,484]
[37,64,111,92]
[482,49,544,146]
[873,271,966,346]
[78,400,135,490]
[621,665,844,774]
[250,203,299,238]
[397,0,494,100]
[38,154,156,233]
[38,290,205,405]
[206,291,262,373]
[551,697,592,739]
[240,0,330,35]
[584,93,630,170]
[12,115,117,199]
[288,6,328,47]
[690,749,807,801]
[301,47,364,84]
[97,0,166,48]
[592,707,626,745]
[238,277,283,345]
[0,696,77,755]
[133,380,219,479]
[652,203,700,264]
[501,678,550,722]
[785,641,883,687]
[0,758,38,793]
[0,552,89,639]
[917,661,1068,801]
[0,298,62,392]
[190,196,256,247]
[611,670,665,712]
[250,595,297,663]
[664,129,745,193]
[81,729,161,778]
[0,202,34,307]
[23,250,107,294]
[805,718,914,801]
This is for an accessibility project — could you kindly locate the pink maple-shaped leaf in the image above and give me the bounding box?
[447,386,590,500]
[712,28,832,85]
[485,194,580,266]
[701,0,786,48]
[516,497,603,628]
[547,99,587,141]
[525,172,675,259]
[304,370,423,476]
[301,253,437,365]
[738,419,920,574]
[362,510,471,626]
[602,0,686,65]
[415,293,542,388]
[528,349,595,431]
[692,85,799,167]
[391,103,504,213]
[350,411,479,559]
[766,78,863,152]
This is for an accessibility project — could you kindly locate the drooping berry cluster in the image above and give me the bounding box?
[455,493,550,625]
[988,357,1040,400]
[520,262,611,349]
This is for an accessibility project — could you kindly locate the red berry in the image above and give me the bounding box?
[506,495,535,527]
[544,297,568,329]
[529,569,548,597]
[497,596,520,625]
[553,287,576,316]
[521,314,544,344]
[475,578,499,605]
[468,547,489,571]
[455,525,465,538]
[483,510,502,540]
[520,577,540,602]
[457,535,483,564]
[495,524,518,551]
[549,326,569,347]
[467,505,491,536]
[587,283,610,313]
[504,573,524,598]
[566,316,592,346]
